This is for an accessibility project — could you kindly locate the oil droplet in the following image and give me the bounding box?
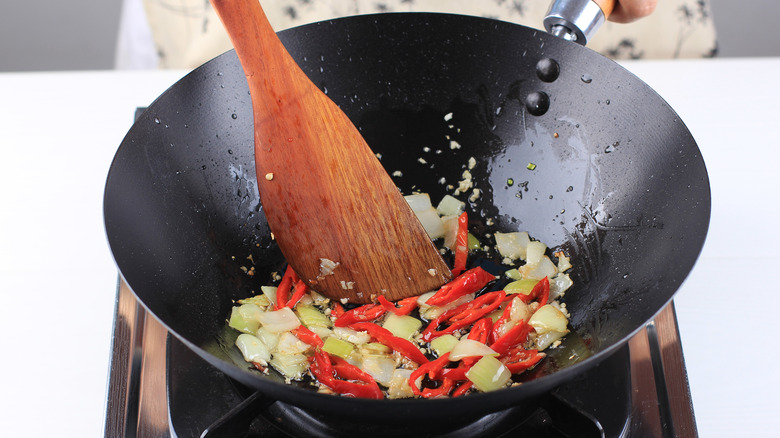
[507,178,515,186]
[231,113,238,119]
[524,91,550,116]
[536,58,560,83]
[581,74,593,84]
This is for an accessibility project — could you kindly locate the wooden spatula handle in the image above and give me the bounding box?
[210,0,452,303]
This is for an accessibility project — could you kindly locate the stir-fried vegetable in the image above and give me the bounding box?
[227,192,575,398]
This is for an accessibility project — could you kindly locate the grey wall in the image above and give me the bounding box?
[0,0,777,72]
[0,0,122,72]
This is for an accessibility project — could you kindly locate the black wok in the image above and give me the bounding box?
[104,13,710,421]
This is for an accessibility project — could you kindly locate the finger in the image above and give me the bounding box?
[608,0,657,23]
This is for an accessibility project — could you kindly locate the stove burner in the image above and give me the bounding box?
[171,332,628,438]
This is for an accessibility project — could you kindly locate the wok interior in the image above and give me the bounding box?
[104,14,709,418]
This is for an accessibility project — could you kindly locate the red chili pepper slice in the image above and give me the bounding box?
[331,356,380,388]
[408,352,450,396]
[467,317,493,344]
[452,381,473,397]
[291,325,324,348]
[438,365,468,381]
[377,295,419,316]
[330,301,345,319]
[490,298,516,343]
[425,267,496,307]
[349,322,429,365]
[421,291,506,342]
[308,350,383,399]
[499,348,545,374]
[333,304,386,327]
[451,212,469,277]
[421,377,456,398]
[535,277,550,307]
[286,279,309,309]
[274,265,299,310]
[498,348,546,374]
[490,320,532,356]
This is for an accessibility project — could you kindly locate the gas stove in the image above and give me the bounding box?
[104,277,697,437]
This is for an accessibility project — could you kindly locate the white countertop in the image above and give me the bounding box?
[1,57,778,437]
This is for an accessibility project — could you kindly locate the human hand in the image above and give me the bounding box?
[609,0,658,23]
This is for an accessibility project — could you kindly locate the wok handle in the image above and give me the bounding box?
[544,0,616,45]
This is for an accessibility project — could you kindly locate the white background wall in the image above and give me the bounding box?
[0,1,777,70]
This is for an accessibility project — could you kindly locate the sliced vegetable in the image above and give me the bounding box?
[519,255,557,280]
[228,303,263,334]
[425,267,495,307]
[286,280,309,309]
[415,206,446,239]
[494,231,530,260]
[349,322,429,365]
[333,304,386,327]
[291,325,324,348]
[436,194,465,216]
[257,307,301,333]
[430,334,459,356]
[377,295,418,316]
[505,279,539,296]
[269,353,309,380]
[382,313,423,340]
[274,265,299,309]
[504,268,522,280]
[387,369,415,399]
[237,294,271,309]
[529,304,569,333]
[451,211,469,276]
[235,333,271,365]
[449,338,498,361]
[261,286,278,307]
[404,193,433,211]
[322,336,355,359]
[333,326,371,345]
[361,355,397,387]
[295,304,332,328]
[466,355,512,392]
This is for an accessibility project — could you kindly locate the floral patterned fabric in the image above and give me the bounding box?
[140,0,717,69]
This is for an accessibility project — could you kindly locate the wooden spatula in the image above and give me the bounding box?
[210,0,452,303]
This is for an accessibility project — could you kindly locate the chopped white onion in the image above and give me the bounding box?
[529,304,570,334]
[415,206,445,239]
[525,241,547,266]
[404,193,433,212]
[549,273,574,300]
[387,369,415,399]
[257,307,301,333]
[519,255,558,280]
[235,333,271,365]
[361,356,397,386]
[275,331,312,355]
[333,326,371,344]
[494,232,530,260]
[449,338,498,361]
[441,215,459,250]
[436,194,465,217]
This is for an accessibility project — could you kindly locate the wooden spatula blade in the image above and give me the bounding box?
[211,0,452,303]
